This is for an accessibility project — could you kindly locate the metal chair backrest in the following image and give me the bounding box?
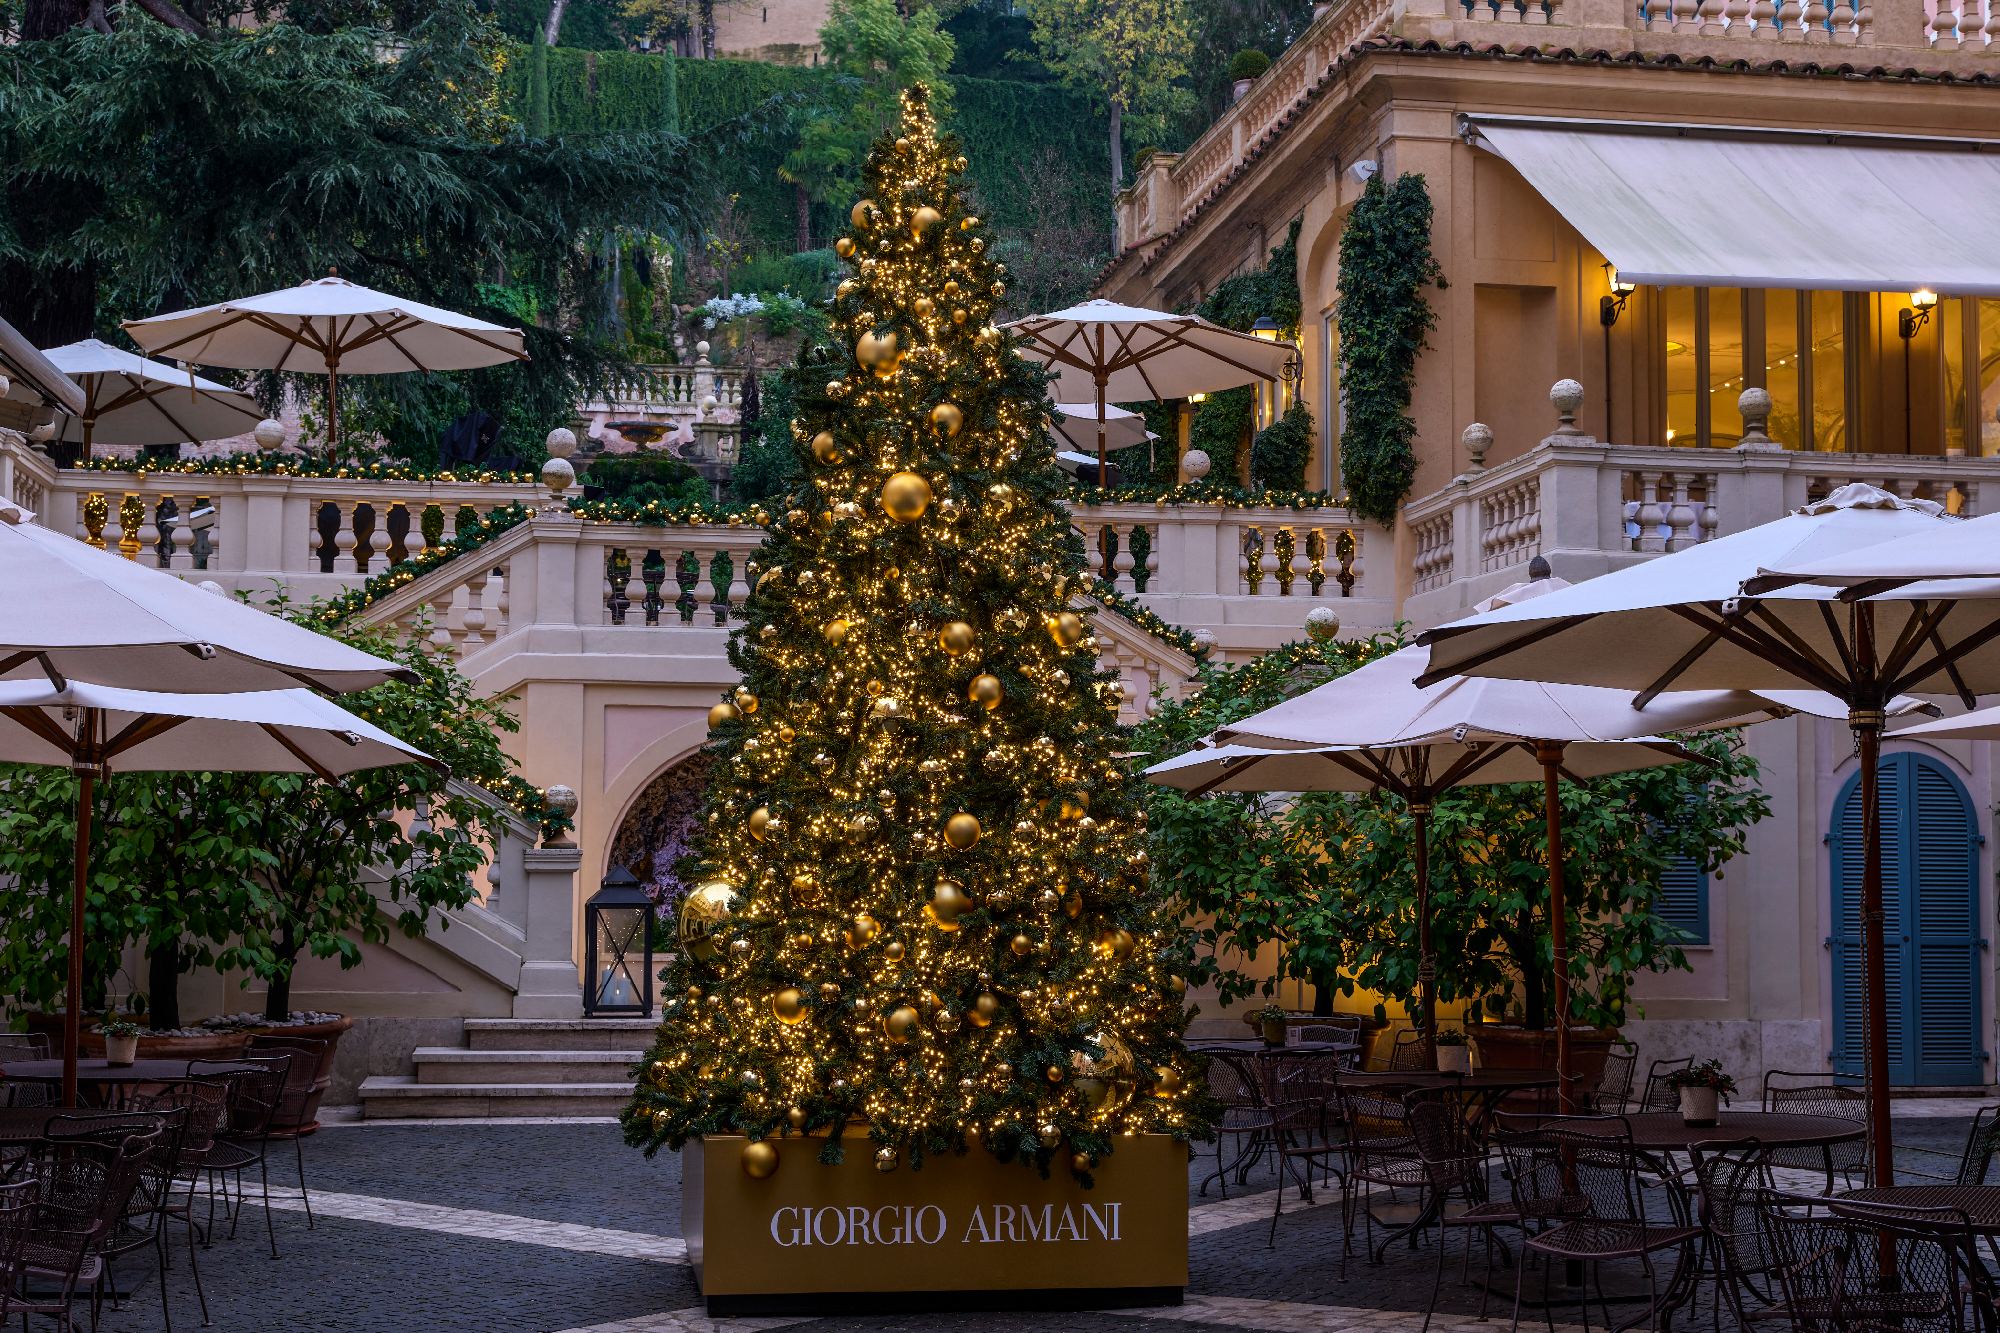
[1587,1045,1637,1112]
[1386,1028,1428,1072]
[0,1035,52,1109]
[1639,1056,1694,1112]
[1405,1096,1483,1193]
[1955,1104,2000,1186]
[0,1178,35,1298]
[1689,1141,1786,1322]
[1203,1051,1266,1110]
[1761,1070,1867,1180]
[1809,1195,1976,1332]
[245,1034,328,1129]
[192,1054,292,1138]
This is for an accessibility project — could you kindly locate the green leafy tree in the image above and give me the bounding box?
[625,89,1205,1175]
[1020,0,1194,191]
[1137,636,1772,1028]
[777,0,954,252]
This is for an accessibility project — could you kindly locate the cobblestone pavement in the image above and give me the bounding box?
[82,1111,1977,1333]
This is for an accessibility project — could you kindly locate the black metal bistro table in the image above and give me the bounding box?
[1,1057,255,1107]
[1189,1041,1356,1193]
[1557,1110,1865,1155]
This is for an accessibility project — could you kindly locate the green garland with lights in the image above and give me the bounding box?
[563,496,767,526]
[1065,483,1343,510]
[1086,579,1208,661]
[63,451,536,485]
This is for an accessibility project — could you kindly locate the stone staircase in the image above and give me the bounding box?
[356,1017,654,1118]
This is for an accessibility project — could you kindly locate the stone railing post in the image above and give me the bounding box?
[1537,380,1618,558]
[513,845,584,1019]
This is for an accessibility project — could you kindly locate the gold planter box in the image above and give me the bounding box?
[683,1134,1189,1314]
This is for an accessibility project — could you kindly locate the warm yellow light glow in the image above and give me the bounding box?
[1609,270,1636,296]
[1911,288,1940,309]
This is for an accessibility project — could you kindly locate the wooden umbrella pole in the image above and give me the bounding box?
[326,363,340,459]
[1853,709,1895,1187]
[1412,799,1435,1059]
[1537,739,1573,1114]
[64,715,102,1112]
[1094,368,1109,489]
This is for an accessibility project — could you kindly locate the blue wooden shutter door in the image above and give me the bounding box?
[1658,856,1708,945]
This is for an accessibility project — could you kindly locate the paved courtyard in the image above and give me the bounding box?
[87,1109,1979,1333]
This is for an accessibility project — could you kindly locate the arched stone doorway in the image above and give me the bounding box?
[608,750,715,911]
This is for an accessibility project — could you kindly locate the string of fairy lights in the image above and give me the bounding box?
[623,87,1203,1180]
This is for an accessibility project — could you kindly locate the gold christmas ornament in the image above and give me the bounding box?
[1069,1151,1094,1175]
[833,500,862,522]
[1048,611,1086,647]
[842,912,880,949]
[911,205,944,236]
[929,403,963,437]
[812,751,836,774]
[869,696,904,722]
[733,688,758,714]
[960,213,978,227]
[1038,1121,1062,1147]
[770,988,807,1025]
[1072,1031,1137,1116]
[1010,933,1035,957]
[855,330,899,369]
[925,879,973,931]
[884,1005,922,1043]
[968,673,1003,711]
[1166,974,1187,996]
[850,198,878,228]
[824,618,851,644]
[729,937,751,959]
[748,806,773,841]
[975,325,1002,349]
[866,679,885,696]
[1152,1065,1185,1098]
[836,279,856,300]
[874,1146,899,1172]
[944,812,982,850]
[679,881,741,964]
[741,1141,780,1179]
[994,1062,1014,1082]
[707,701,739,729]
[787,1106,808,1129]
[884,940,906,962]
[969,992,1000,1027]
[937,621,976,655]
[1096,927,1136,962]
[934,1009,960,1033]
[1045,1064,1064,1084]
[880,471,933,522]
[913,296,935,319]
[952,308,968,325]
[811,431,843,464]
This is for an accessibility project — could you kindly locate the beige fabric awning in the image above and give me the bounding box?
[1461,114,2000,296]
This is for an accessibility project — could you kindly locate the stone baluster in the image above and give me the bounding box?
[603,548,623,625]
[1144,527,1160,591]
[167,498,195,571]
[1933,1,1962,49]
[1827,0,1856,40]
[406,515,428,561]
[1985,1,2000,48]
[1751,0,1778,34]
[491,566,510,639]
[458,570,491,648]
[136,500,162,567]
[625,555,648,623]
[332,502,358,572]
[1111,524,1137,593]
[1773,0,1800,36]
[692,548,717,620]
[1698,0,1727,30]
[101,498,124,557]
[1700,474,1721,543]
[726,553,750,613]
[1801,0,1829,40]
[1672,0,1699,29]
[1635,473,1667,554]
[1665,474,1699,552]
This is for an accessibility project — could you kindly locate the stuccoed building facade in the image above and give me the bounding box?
[1098,0,2000,1090]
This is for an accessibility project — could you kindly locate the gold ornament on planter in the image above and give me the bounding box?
[741,1141,779,1179]
[944,812,982,850]
[925,879,973,931]
[937,621,975,655]
[811,431,844,464]
[911,205,944,236]
[884,1006,922,1043]
[707,701,739,729]
[679,881,742,964]
[880,471,933,522]
[733,688,758,714]
[748,806,773,841]
[843,912,880,949]
[770,988,807,1025]
[968,673,1003,711]
[874,1146,899,1173]
[787,1106,808,1129]
[975,326,1002,350]
[1071,1031,1137,1116]
[1048,611,1086,647]
[929,403,963,437]
[1069,1151,1094,1176]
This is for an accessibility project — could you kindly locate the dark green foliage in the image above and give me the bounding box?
[503,42,682,137]
[1336,172,1445,524]
[487,0,632,47]
[1196,218,1299,334]
[1250,399,1312,491]
[1226,48,1269,80]
[732,249,841,303]
[943,1,1052,81]
[525,24,550,137]
[730,361,804,503]
[1189,386,1250,484]
[584,448,711,507]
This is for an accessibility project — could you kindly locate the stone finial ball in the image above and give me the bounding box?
[1738,386,1772,421]
[544,427,577,459]
[1181,448,1212,481]
[1190,627,1217,655]
[0,373,11,399]
[253,418,287,450]
[695,340,711,358]
[28,421,55,442]
[1549,379,1585,415]
[1305,606,1341,642]
[543,785,579,818]
[541,456,576,494]
[1461,421,1493,456]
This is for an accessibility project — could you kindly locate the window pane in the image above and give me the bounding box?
[1810,290,1847,452]
[1943,298,1967,457]
[1662,286,1697,446]
[1763,290,1802,448]
[1709,287,1744,447]
[1980,301,2000,458]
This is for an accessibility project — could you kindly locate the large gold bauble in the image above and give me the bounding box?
[1072,1031,1138,1117]
[925,879,973,931]
[834,237,855,258]
[929,403,963,437]
[733,688,758,714]
[975,326,1002,350]
[1048,611,1086,647]
[913,297,936,319]
[855,330,899,368]
[787,1106,808,1129]
[884,940,906,962]
[824,618,851,644]
[968,992,1000,1027]
[842,912,880,949]
[884,1005,922,1043]
[944,812,982,850]
[1059,792,1090,821]
[937,621,976,655]
[1096,927,1136,962]
[869,696,903,722]
[771,988,807,1025]
[1010,933,1035,957]
[707,701,739,730]
[679,881,741,964]
[811,431,843,464]
[850,198,878,229]
[880,471,933,523]
[911,205,944,236]
[1151,1065,1185,1098]
[748,806,773,841]
[741,1141,779,1179]
[994,1062,1013,1081]
[960,212,979,228]
[835,279,856,300]
[968,673,1003,711]
[1069,1151,1094,1176]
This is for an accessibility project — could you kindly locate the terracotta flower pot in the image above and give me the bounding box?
[1678,1085,1720,1128]
[245,1014,353,1134]
[1467,1024,1620,1109]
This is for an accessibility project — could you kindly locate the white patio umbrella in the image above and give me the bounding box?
[0,679,436,1109]
[1416,482,1993,1183]
[1003,300,1295,486]
[41,339,264,459]
[1051,402,1154,453]
[122,274,527,453]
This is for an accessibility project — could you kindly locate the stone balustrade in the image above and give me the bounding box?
[1403,381,2000,627]
[1115,0,1978,257]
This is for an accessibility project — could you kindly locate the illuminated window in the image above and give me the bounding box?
[1808,291,1847,453]
[1662,286,1697,446]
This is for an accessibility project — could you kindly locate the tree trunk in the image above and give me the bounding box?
[1512,921,1546,1031]
[793,182,812,254]
[1309,968,1335,1017]
[265,924,297,1021]
[22,0,87,37]
[147,938,182,1031]
[543,0,568,45]
[699,0,716,58]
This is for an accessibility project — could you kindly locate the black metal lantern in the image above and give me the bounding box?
[583,865,653,1017]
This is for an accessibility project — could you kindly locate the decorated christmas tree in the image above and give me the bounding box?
[623,87,1203,1178]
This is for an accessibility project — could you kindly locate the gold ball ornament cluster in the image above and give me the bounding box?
[679,882,741,964]
[929,403,963,437]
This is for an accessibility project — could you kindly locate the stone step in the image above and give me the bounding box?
[462,1017,659,1052]
[357,1075,632,1119]
[412,1047,641,1085]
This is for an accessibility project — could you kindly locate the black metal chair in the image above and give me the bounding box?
[1334,1078,1425,1276]
[1385,1027,1429,1072]
[1639,1055,1695,1112]
[1200,1050,1275,1199]
[1406,1095,1520,1332]
[1757,1191,1986,1333]
[1956,1105,2000,1186]
[0,1034,52,1109]
[193,1053,292,1258]
[1581,1044,1637,1113]
[0,1178,39,1325]
[245,1032,329,1231]
[130,1079,232,1328]
[1761,1071,1867,1191]
[19,1121,162,1333]
[1689,1139,1796,1329]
